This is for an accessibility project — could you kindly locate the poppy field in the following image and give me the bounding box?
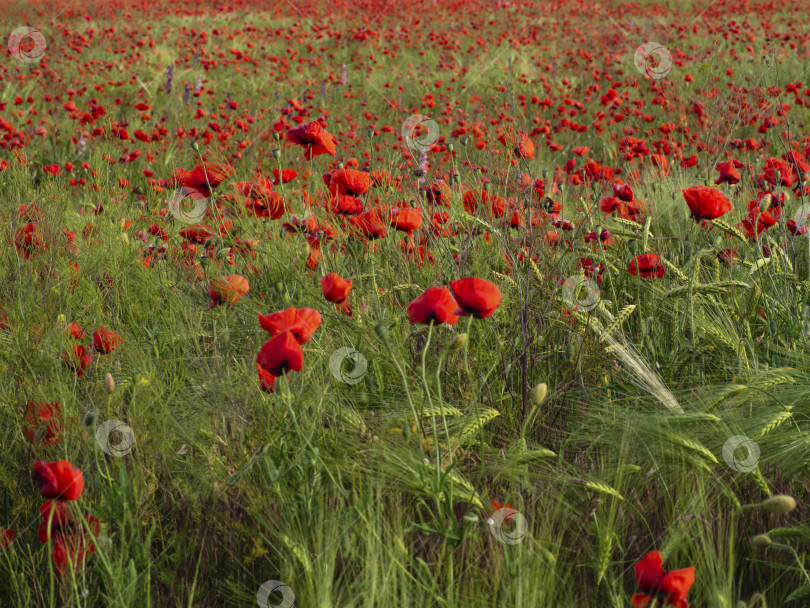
[3,0,810,605]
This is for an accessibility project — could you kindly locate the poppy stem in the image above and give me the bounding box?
[421,323,442,472]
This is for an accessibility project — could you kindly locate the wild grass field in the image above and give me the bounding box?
[1,0,810,606]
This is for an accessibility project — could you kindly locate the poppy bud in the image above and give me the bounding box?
[449,333,467,350]
[104,373,115,393]
[460,136,469,146]
[273,131,281,141]
[57,314,66,326]
[366,128,374,139]
[713,235,723,247]
[83,410,97,427]
[760,495,797,514]
[374,323,388,341]
[482,181,491,191]
[627,239,638,254]
[447,143,454,153]
[752,534,772,548]
[530,382,548,406]
[336,161,344,170]
[274,281,285,294]
[190,141,199,152]
[134,185,145,196]
[272,148,281,159]
[759,195,772,213]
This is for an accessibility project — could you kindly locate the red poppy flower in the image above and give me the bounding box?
[449,278,502,319]
[714,161,741,185]
[682,186,732,221]
[256,330,304,376]
[389,206,423,234]
[321,273,352,304]
[179,225,215,244]
[407,286,459,326]
[66,323,85,340]
[490,499,515,523]
[0,529,13,548]
[325,168,371,197]
[209,275,250,309]
[23,401,62,445]
[628,253,665,278]
[349,208,388,240]
[256,363,277,392]
[93,327,122,354]
[64,345,92,377]
[170,163,233,197]
[13,222,46,259]
[286,121,336,159]
[32,460,84,501]
[631,551,695,608]
[613,182,634,202]
[258,307,322,344]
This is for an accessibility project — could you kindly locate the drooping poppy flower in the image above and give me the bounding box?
[23,401,62,445]
[258,307,322,344]
[272,168,298,185]
[407,286,459,326]
[32,460,84,501]
[321,273,352,304]
[631,551,695,608]
[179,225,215,244]
[286,121,336,159]
[1,529,13,548]
[92,327,122,354]
[449,278,502,319]
[682,186,732,221]
[628,253,665,278]
[256,330,304,376]
[613,182,634,202]
[208,275,250,309]
[64,345,92,377]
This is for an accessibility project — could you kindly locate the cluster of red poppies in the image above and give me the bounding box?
[63,323,123,378]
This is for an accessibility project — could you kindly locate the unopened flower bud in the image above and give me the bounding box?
[190,141,200,152]
[374,323,389,341]
[104,373,115,393]
[752,534,772,548]
[449,333,467,351]
[530,382,548,406]
[759,194,772,213]
[83,410,97,427]
[761,495,797,514]
[271,148,281,159]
